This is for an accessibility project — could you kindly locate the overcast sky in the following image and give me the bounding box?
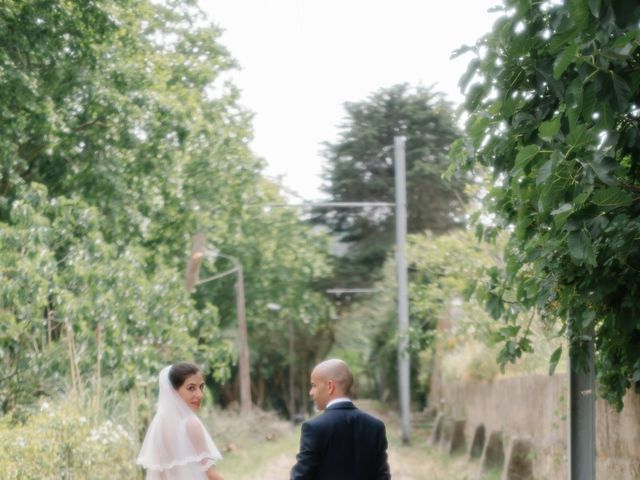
[200,0,501,200]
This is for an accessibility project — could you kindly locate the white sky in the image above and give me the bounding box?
[200,0,501,200]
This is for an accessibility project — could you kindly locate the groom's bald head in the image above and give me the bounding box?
[312,359,354,396]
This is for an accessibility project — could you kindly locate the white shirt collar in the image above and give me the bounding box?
[326,397,352,409]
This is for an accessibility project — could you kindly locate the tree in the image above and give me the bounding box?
[0,0,251,412]
[453,0,640,409]
[0,0,336,417]
[196,180,336,412]
[330,229,506,404]
[318,84,469,287]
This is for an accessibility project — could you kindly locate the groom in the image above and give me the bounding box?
[290,359,391,480]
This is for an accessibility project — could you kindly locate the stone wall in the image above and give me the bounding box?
[430,374,640,479]
[596,390,640,479]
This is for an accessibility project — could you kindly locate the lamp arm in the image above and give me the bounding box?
[197,267,238,285]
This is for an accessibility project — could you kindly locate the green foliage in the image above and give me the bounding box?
[454,0,640,409]
[190,181,335,412]
[337,227,565,400]
[0,0,336,420]
[0,184,234,416]
[318,84,469,287]
[334,230,502,401]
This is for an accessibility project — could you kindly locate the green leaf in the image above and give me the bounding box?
[539,116,561,140]
[553,44,578,79]
[591,155,619,186]
[566,78,584,130]
[567,230,594,263]
[551,203,573,227]
[500,325,521,338]
[610,72,631,112]
[538,159,572,212]
[450,44,474,59]
[465,83,486,111]
[536,158,554,185]
[502,94,525,118]
[459,58,480,92]
[566,125,595,151]
[487,293,504,320]
[574,191,590,206]
[549,29,579,54]
[594,102,616,131]
[469,115,491,148]
[587,0,601,17]
[515,145,540,169]
[591,187,633,209]
[549,346,563,376]
[569,0,591,30]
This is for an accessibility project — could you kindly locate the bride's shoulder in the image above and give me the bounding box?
[185,415,205,434]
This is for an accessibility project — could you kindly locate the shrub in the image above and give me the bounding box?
[0,401,138,479]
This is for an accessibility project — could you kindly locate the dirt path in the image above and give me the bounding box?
[232,402,481,480]
[242,453,293,479]
[239,447,424,480]
[238,444,477,480]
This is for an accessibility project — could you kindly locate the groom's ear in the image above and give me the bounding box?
[327,380,336,394]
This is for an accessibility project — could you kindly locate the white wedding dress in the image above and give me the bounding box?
[137,366,222,479]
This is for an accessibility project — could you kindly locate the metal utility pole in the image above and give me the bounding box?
[185,233,252,413]
[231,258,252,414]
[569,330,595,480]
[394,136,411,444]
[260,181,412,438]
[288,316,296,422]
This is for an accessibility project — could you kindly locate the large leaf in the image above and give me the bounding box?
[567,230,595,265]
[551,203,573,227]
[459,58,481,92]
[590,155,619,185]
[566,124,595,151]
[538,116,561,140]
[587,0,601,17]
[536,158,554,185]
[592,187,633,209]
[469,115,491,148]
[569,0,591,30]
[553,44,578,79]
[610,72,631,112]
[549,346,563,376]
[594,102,616,131]
[515,144,540,170]
[450,44,475,59]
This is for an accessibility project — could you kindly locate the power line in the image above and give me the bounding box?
[261,202,394,209]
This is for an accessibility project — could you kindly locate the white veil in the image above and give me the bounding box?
[136,366,222,477]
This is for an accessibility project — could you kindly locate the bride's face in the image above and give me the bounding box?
[177,372,206,411]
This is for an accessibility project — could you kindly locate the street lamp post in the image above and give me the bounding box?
[186,233,252,413]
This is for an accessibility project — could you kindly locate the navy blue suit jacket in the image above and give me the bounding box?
[290,401,391,480]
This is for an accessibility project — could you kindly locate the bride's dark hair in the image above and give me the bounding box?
[169,362,201,389]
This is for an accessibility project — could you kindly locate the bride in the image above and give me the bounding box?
[137,363,224,480]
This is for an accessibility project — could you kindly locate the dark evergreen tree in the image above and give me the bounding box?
[318,84,469,287]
